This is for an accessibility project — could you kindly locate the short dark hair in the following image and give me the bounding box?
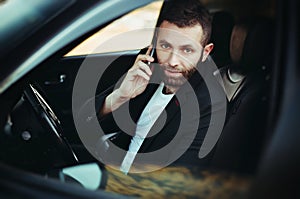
[156,0,212,46]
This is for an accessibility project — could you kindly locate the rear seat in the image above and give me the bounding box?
[211,19,275,173]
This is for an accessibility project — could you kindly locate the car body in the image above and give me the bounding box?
[0,0,299,198]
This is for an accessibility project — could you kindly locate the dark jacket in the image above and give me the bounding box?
[77,58,226,169]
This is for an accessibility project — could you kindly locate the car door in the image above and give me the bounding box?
[35,1,163,143]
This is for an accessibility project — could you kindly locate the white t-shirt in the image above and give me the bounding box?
[120,82,174,174]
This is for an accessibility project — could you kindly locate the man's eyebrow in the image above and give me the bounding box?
[180,44,195,49]
[158,40,198,49]
[158,39,170,44]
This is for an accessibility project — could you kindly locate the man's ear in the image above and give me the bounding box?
[201,43,214,62]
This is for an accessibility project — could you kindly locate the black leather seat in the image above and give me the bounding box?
[210,11,235,68]
[211,19,275,173]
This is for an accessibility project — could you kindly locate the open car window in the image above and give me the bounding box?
[65,0,163,56]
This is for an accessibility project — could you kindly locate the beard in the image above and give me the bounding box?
[157,64,196,88]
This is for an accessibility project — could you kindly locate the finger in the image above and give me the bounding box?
[137,61,152,76]
[133,69,151,81]
[135,77,148,89]
[136,54,154,63]
[131,78,148,97]
[146,44,153,55]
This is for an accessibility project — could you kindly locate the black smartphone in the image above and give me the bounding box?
[147,37,157,68]
[147,47,155,66]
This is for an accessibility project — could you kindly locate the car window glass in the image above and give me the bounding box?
[0,0,73,57]
[65,1,163,56]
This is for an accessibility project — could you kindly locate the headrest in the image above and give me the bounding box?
[210,11,234,67]
[218,19,275,101]
[240,20,275,73]
[229,24,248,65]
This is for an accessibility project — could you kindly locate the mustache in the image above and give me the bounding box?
[159,64,196,77]
[159,64,183,73]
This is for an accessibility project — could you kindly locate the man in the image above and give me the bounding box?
[79,0,226,173]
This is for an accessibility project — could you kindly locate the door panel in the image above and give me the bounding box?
[36,50,139,143]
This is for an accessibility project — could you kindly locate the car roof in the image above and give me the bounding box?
[0,0,73,58]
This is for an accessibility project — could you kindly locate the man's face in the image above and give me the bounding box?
[156,21,211,89]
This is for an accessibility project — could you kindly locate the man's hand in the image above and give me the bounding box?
[117,46,154,99]
[100,46,154,115]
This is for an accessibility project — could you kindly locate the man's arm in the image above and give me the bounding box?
[100,46,154,116]
[100,89,129,116]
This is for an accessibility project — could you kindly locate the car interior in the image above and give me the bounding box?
[210,12,275,173]
[2,0,298,198]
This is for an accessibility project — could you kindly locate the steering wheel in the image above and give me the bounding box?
[23,84,79,166]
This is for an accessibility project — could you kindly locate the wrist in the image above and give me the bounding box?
[102,89,129,115]
[113,88,131,102]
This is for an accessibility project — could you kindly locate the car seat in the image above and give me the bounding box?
[211,19,275,173]
[210,11,235,68]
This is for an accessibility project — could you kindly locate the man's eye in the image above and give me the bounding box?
[183,48,193,53]
[161,43,170,49]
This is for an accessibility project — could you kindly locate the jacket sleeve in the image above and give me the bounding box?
[76,84,120,135]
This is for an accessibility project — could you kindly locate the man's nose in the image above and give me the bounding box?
[167,51,180,67]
